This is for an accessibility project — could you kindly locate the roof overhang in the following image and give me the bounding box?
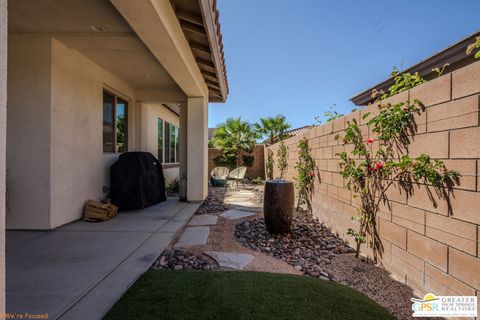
[171,0,228,102]
[351,31,480,106]
[111,0,228,103]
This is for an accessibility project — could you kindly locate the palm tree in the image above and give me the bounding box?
[213,117,259,167]
[254,115,291,145]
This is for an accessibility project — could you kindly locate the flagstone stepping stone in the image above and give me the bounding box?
[204,251,254,270]
[225,200,258,207]
[188,215,218,226]
[233,205,263,212]
[220,209,255,220]
[174,226,210,248]
[225,196,253,202]
[236,190,256,195]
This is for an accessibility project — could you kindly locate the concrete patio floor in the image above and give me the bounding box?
[6,199,200,320]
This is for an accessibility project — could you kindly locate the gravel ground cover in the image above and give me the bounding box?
[195,188,230,215]
[153,249,218,271]
[328,254,424,320]
[235,215,354,280]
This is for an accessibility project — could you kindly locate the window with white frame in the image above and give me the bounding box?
[157,118,180,164]
[103,90,128,153]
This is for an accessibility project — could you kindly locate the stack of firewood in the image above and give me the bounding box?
[83,200,118,222]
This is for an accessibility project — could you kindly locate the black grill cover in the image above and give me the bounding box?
[110,152,166,211]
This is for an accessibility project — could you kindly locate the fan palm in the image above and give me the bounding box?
[213,117,259,167]
[254,115,291,145]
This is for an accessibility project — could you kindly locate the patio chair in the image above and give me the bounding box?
[227,166,247,189]
[210,167,230,187]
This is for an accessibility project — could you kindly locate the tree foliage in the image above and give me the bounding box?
[213,117,259,167]
[116,115,126,153]
[254,115,291,145]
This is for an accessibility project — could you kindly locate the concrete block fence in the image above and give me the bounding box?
[208,145,265,179]
[266,60,480,300]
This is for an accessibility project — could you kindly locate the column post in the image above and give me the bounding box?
[179,102,188,201]
[184,97,208,202]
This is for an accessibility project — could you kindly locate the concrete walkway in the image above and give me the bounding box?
[7,199,199,320]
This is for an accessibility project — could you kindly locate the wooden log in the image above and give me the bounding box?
[83,210,109,221]
[84,206,109,215]
[83,200,118,222]
[263,180,294,235]
[86,200,111,209]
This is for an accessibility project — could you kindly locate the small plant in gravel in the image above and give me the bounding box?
[337,70,459,262]
[276,141,288,180]
[266,149,274,180]
[166,178,179,196]
[294,138,317,212]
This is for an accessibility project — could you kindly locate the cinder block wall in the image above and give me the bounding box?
[266,61,480,299]
[208,145,265,179]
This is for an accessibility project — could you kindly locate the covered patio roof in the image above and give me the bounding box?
[9,0,228,104]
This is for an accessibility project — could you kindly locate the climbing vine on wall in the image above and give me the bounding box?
[294,138,317,212]
[266,149,274,180]
[336,70,459,262]
[277,141,288,180]
[371,67,426,100]
[466,36,480,59]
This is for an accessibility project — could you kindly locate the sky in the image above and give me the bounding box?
[208,0,480,129]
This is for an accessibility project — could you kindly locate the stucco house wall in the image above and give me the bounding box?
[7,34,52,229]
[7,36,181,229]
[49,39,137,228]
[140,102,180,184]
[0,0,7,313]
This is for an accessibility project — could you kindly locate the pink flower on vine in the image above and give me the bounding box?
[310,171,315,177]
[368,166,374,172]
[376,161,384,171]
[367,138,374,144]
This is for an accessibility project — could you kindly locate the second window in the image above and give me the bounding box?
[157,118,180,164]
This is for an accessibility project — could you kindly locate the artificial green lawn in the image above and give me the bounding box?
[104,270,394,320]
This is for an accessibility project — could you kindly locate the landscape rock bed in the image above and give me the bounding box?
[196,188,230,215]
[235,215,355,279]
[153,249,218,271]
[328,254,419,320]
